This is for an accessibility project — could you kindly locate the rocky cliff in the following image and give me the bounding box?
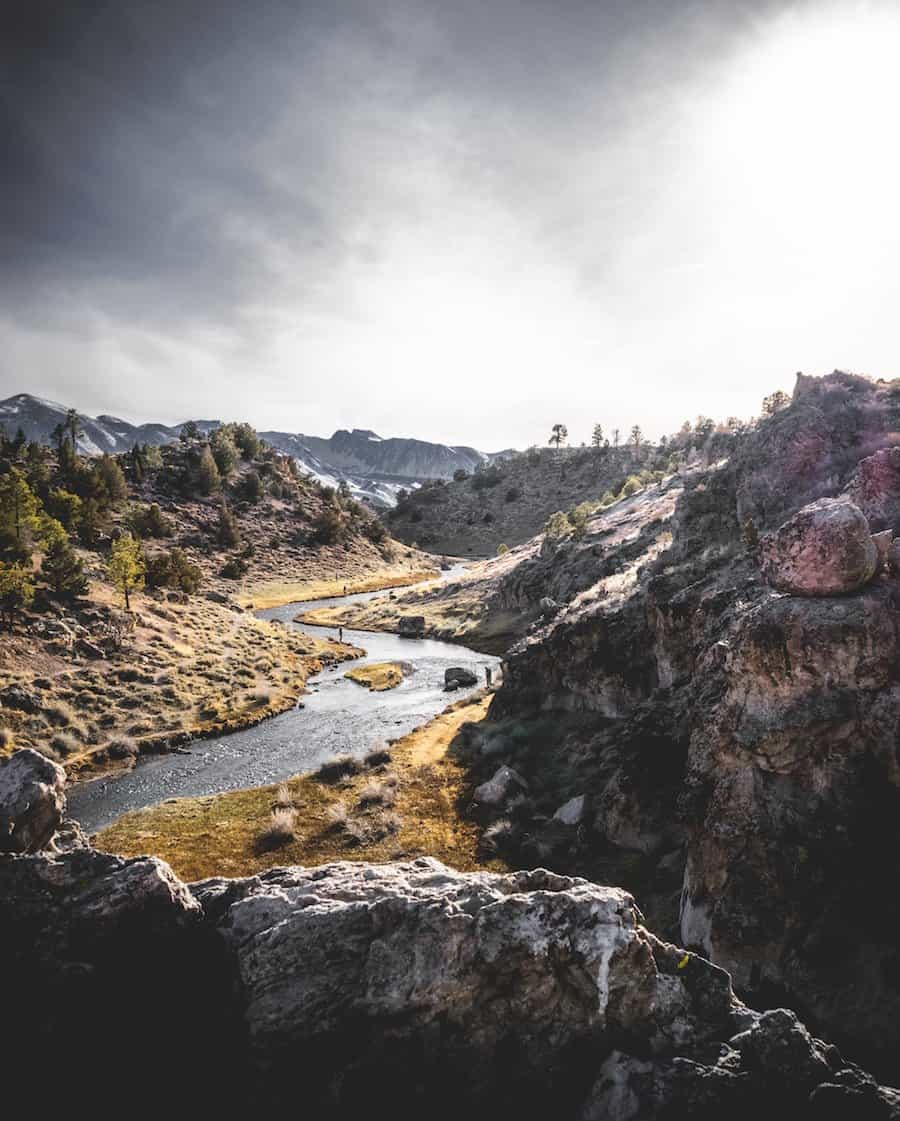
[1,750,896,1117]
[473,371,900,1075]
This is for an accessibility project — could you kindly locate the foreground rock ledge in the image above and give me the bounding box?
[1,845,897,1117]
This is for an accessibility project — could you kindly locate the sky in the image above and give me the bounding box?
[3,0,900,450]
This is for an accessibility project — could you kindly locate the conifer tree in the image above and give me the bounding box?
[196,445,221,495]
[108,532,144,610]
[0,561,34,630]
[41,535,88,600]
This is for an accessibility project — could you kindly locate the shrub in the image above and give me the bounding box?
[543,511,571,539]
[313,507,346,546]
[274,782,293,809]
[219,555,249,580]
[471,465,503,491]
[217,504,241,548]
[364,518,387,544]
[258,806,296,850]
[131,503,172,539]
[325,800,350,830]
[599,491,617,507]
[496,543,509,555]
[314,754,363,784]
[364,746,392,768]
[620,475,642,497]
[145,548,202,595]
[504,487,521,503]
[106,736,138,760]
[238,471,263,504]
[0,728,13,751]
[452,468,469,482]
[49,731,79,758]
[358,777,398,807]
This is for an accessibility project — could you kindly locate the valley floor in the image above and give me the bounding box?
[1,560,439,777]
[94,694,500,881]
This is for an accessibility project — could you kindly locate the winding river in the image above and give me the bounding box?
[68,569,499,834]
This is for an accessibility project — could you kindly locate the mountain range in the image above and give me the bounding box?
[0,393,509,506]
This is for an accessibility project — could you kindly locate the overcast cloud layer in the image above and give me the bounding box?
[3,0,900,448]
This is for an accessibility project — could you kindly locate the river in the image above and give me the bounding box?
[68,570,499,834]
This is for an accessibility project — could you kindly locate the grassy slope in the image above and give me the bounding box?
[95,695,501,881]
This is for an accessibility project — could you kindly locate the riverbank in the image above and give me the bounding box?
[94,694,500,880]
[235,566,440,610]
[2,583,364,779]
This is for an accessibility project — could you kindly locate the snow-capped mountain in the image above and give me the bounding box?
[0,393,510,507]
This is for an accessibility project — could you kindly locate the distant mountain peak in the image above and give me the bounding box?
[0,391,509,509]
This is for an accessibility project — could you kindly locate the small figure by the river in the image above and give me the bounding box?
[338,626,344,643]
[485,665,493,688]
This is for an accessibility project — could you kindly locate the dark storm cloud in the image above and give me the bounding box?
[1,0,766,328]
[6,0,872,444]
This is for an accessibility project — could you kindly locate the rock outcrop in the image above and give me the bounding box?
[444,666,478,690]
[760,498,878,595]
[2,836,897,1116]
[0,748,66,853]
[478,372,900,1071]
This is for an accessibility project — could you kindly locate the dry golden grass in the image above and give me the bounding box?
[3,583,362,776]
[343,662,405,691]
[94,695,500,881]
[236,568,438,609]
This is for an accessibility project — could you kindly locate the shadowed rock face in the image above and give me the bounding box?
[1,838,897,1118]
[481,372,900,1072]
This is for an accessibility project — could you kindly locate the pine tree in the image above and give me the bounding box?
[41,536,88,600]
[217,503,241,548]
[591,424,605,449]
[196,445,221,495]
[239,470,263,503]
[93,455,128,504]
[210,429,238,477]
[78,497,105,546]
[0,468,41,558]
[548,423,568,451]
[0,561,34,630]
[107,532,145,610]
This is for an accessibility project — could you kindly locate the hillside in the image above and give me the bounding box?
[0,393,507,507]
[299,370,900,1074]
[0,425,435,774]
[383,426,739,555]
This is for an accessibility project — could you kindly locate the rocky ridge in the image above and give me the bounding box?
[470,371,900,1073]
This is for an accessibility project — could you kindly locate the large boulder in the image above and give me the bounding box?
[473,764,528,807]
[398,615,426,637]
[444,666,478,690]
[759,498,878,596]
[2,845,897,1115]
[847,445,900,532]
[194,858,736,1111]
[0,748,66,853]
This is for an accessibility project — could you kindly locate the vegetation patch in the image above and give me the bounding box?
[344,661,406,691]
[94,695,501,881]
